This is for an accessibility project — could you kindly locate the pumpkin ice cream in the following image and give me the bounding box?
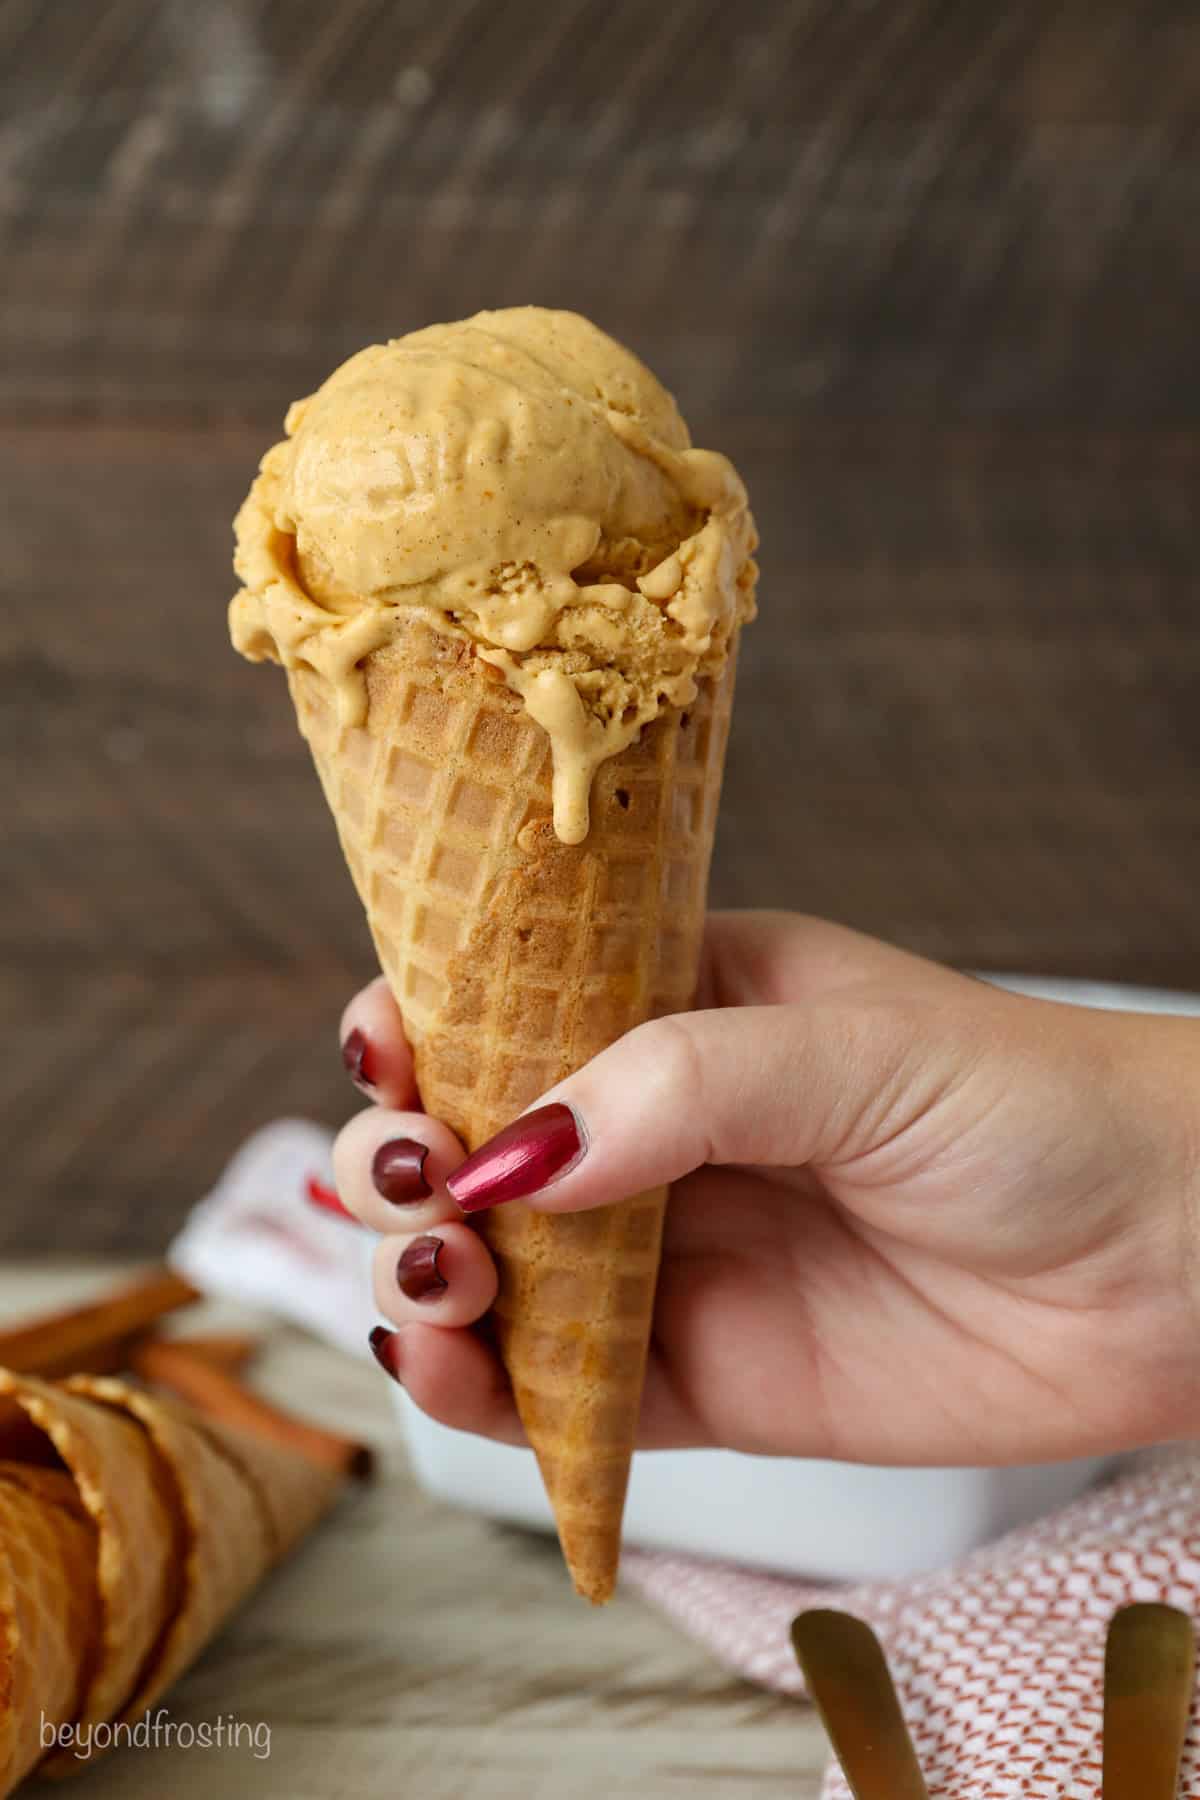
[231,307,755,843]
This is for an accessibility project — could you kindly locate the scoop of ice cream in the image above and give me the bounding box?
[231,307,757,842]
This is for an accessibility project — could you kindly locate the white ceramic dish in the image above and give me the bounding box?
[397,976,1200,1580]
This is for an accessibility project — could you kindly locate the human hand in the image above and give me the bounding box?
[332,913,1200,1466]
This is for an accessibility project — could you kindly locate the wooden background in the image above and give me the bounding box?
[4,0,1199,1251]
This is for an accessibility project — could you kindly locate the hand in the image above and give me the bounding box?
[332,913,1200,1465]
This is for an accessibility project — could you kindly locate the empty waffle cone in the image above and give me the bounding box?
[0,1465,99,1792]
[170,1409,345,1561]
[290,614,739,1601]
[0,1372,176,1755]
[0,1372,348,1790]
[64,1377,275,1722]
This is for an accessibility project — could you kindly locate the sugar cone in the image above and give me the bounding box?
[0,1373,176,1745]
[290,615,738,1601]
[0,1465,99,1791]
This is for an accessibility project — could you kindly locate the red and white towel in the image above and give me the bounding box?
[625,1453,1200,1796]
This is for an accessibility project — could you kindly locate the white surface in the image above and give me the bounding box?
[170,1118,377,1358]
[399,974,1200,1581]
[397,1392,1111,1581]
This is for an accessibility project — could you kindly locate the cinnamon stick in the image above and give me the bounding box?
[0,1269,199,1377]
[129,1338,373,1479]
[163,1331,260,1374]
[21,1329,260,1383]
[27,1332,143,1381]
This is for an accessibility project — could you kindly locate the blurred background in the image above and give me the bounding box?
[4,0,1198,1252]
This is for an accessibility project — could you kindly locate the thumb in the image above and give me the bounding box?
[447,996,934,1216]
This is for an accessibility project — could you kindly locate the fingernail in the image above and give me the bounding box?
[447,1103,584,1215]
[372,1138,432,1205]
[342,1027,375,1093]
[397,1235,447,1303]
[305,1175,356,1222]
[368,1325,403,1383]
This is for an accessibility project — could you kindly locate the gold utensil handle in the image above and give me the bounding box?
[1103,1601,1195,1798]
[791,1609,929,1800]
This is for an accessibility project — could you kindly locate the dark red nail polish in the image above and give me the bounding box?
[447,1103,584,1215]
[397,1235,447,1303]
[342,1027,375,1092]
[305,1175,356,1222]
[372,1138,432,1205]
[369,1325,403,1383]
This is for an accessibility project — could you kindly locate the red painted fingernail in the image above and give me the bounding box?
[369,1325,403,1383]
[342,1027,376,1093]
[305,1175,356,1222]
[447,1103,584,1215]
[397,1235,447,1303]
[372,1138,432,1205]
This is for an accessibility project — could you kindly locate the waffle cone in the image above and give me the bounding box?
[290,616,738,1601]
[64,1378,274,1721]
[0,1373,175,1752]
[0,1466,99,1791]
[0,1373,345,1791]
[187,1415,345,1560]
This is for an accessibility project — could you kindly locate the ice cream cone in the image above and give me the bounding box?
[177,1411,345,1560]
[0,1368,349,1791]
[289,614,739,1601]
[230,307,756,1602]
[0,1372,176,1747]
[64,1377,274,1721]
[0,1465,99,1792]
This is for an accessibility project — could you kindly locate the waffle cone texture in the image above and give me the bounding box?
[289,615,738,1602]
[0,1372,343,1791]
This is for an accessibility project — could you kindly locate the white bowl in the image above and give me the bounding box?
[397,975,1199,1580]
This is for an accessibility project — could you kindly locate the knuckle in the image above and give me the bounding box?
[332,1105,382,1176]
[370,1240,402,1308]
[634,1014,714,1159]
[638,1012,701,1090]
